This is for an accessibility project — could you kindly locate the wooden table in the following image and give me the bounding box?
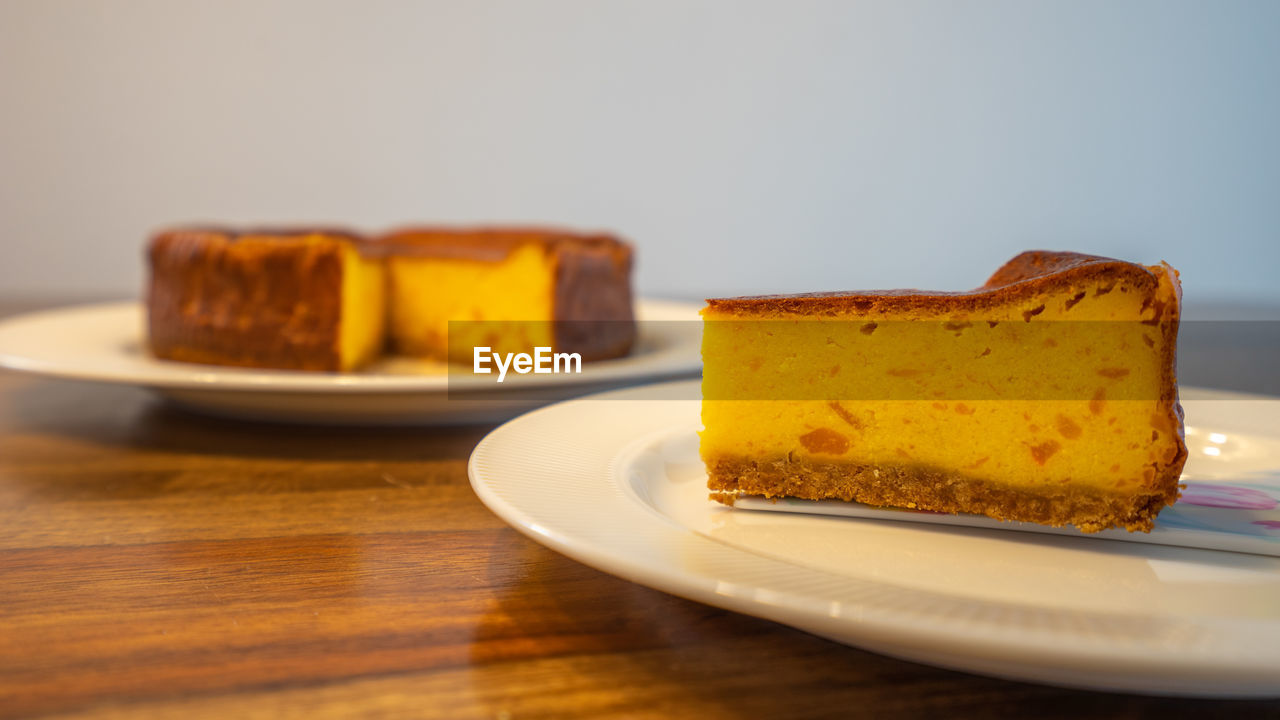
[1,300,1278,718]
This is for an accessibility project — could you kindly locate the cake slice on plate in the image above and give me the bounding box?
[380,228,635,364]
[700,251,1186,533]
[148,228,386,372]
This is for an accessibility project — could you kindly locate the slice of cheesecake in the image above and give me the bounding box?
[147,228,386,371]
[380,227,635,364]
[700,251,1186,533]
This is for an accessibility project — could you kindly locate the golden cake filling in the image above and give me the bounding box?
[337,242,388,371]
[387,243,557,363]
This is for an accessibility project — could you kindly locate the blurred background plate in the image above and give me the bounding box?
[0,299,702,425]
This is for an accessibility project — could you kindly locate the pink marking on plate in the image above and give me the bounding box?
[1181,484,1278,510]
[1252,520,1280,530]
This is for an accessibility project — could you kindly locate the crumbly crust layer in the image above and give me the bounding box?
[706,455,1181,533]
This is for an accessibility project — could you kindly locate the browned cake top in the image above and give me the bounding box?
[377,227,632,263]
[706,251,1168,316]
[152,226,366,243]
[148,227,377,261]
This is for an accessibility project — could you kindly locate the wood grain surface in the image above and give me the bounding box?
[1,301,1278,718]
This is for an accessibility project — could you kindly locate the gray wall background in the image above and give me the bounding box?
[1,0,1277,304]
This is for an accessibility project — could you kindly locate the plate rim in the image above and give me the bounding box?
[0,298,703,394]
[468,379,1280,697]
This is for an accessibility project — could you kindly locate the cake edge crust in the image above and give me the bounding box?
[147,229,353,371]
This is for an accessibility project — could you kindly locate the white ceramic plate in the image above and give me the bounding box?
[469,380,1280,697]
[0,300,701,424]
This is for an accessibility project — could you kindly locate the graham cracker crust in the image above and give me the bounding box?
[707,456,1181,533]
